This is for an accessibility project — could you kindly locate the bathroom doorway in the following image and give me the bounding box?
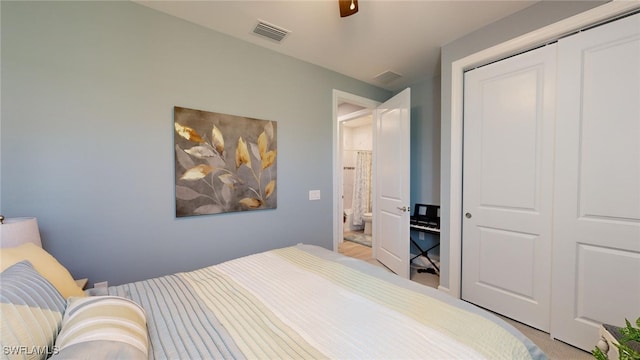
[332,90,380,255]
[342,113,373,249]
[333,89,412,277]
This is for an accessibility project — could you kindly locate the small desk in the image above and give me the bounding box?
[410,204,440,275]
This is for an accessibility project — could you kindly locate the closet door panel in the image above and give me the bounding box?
[551,12,640,351]
[462,44,556,332]
[580,29,640,219]
[576,245,640,323]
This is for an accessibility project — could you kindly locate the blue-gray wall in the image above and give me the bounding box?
[0,1,391,286]
[408,75,441,254]
[410,76,441,206]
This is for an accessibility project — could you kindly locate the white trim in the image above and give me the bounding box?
[446,0,640,298]
[332,90,380,253]
[338,108,371,122]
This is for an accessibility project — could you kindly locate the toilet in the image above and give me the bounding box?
[362,212,373,235]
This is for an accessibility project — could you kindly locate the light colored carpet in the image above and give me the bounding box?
[337,241,593,360]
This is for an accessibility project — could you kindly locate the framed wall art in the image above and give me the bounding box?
[174,106,277,217]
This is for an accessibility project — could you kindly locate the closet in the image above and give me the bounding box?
[461,12,640,351]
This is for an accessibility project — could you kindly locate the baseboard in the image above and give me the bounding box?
[437,285,451,296]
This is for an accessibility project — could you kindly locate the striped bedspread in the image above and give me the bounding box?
[109,244,546,360]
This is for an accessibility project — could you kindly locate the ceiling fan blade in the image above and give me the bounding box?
[339,0,358,18]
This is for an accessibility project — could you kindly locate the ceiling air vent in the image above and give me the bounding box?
[253,20,290,43]
[374,70,403,85]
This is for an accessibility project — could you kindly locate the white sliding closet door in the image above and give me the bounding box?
[551,13,640,350]
[462,44,556,332]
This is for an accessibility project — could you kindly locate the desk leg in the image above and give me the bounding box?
[410,237,440,275]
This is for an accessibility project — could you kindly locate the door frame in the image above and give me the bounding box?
[332,90,381,252]
[444,1,640,298]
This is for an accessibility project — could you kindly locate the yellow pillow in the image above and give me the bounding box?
[1,243,86,298]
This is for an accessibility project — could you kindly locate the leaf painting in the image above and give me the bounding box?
[174,106,277,217]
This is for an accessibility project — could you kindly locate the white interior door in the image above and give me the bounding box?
[462,44,556,331]
[374,88,411,278]
[551,13,640,351]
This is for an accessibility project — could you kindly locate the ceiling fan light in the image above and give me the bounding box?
[339,0,358,18]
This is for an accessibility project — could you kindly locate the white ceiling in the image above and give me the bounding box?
[134,0,537,91]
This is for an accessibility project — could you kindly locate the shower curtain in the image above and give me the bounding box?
[351,151,372,226]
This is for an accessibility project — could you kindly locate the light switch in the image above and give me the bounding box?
[309,190,321,200]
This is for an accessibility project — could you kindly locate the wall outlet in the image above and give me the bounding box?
[309,190,321,200]
[94,281,108,289]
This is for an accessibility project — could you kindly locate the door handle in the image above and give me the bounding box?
[465,212,472,219]
[397,206,409,212]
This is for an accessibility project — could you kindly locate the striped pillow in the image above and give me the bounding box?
[50,296,148,360]
[0,260,66,360]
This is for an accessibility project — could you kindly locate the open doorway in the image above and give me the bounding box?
[334,89,413,278]
[341,111,373,250]
[332,91,380,254]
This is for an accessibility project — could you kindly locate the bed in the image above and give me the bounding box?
[1,241,547,360]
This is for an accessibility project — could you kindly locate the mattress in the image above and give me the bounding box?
[108,244,547,359]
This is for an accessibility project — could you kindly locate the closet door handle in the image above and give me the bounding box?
[465,212,472,219]
[397,206,408,212]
